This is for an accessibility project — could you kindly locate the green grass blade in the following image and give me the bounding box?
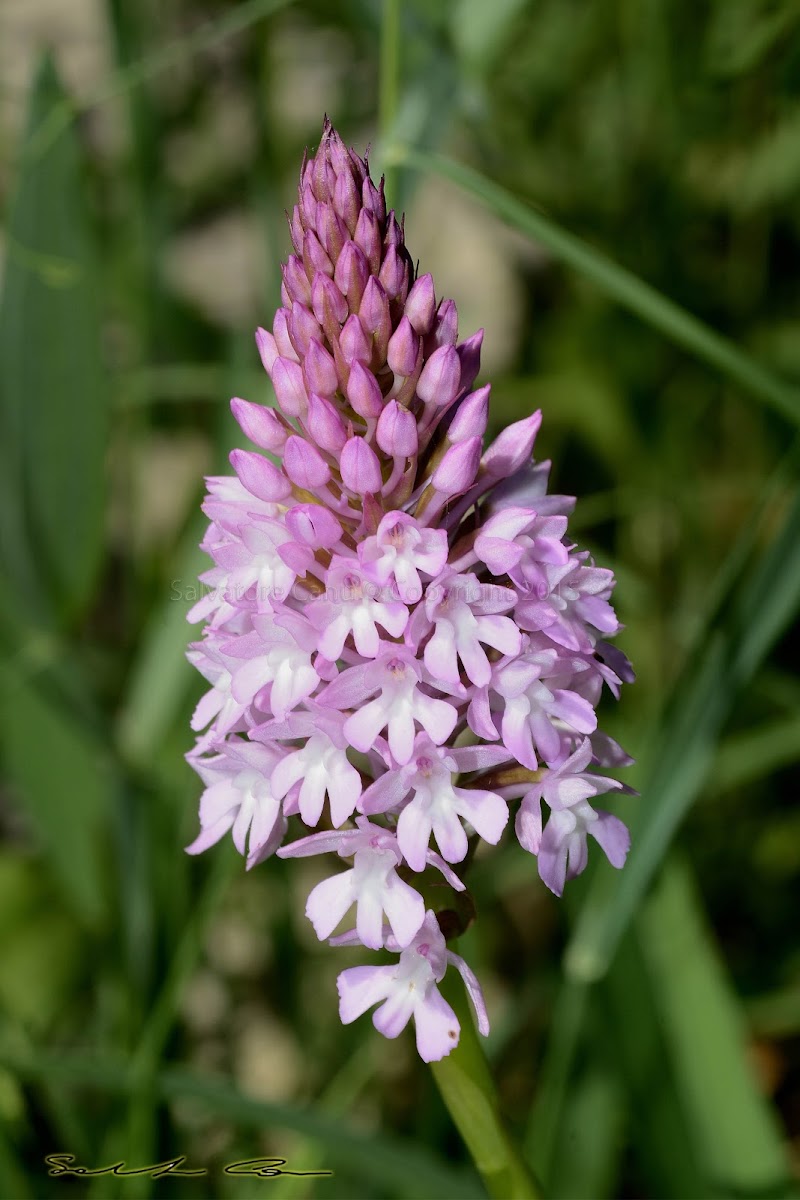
[389,146,800,426]
[0,55,108,623]
[116,514,208,764]
[0,1044,483,1199]
[566,486,800,982]
[638,857,792,1195]
[23,0,295,166]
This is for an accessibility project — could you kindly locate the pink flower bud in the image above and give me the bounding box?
[431,435,482,497]
[341,436,382,493]
[346,359,383,420]
[284,435,331,489]
[447,385,490,443]
[379,245,409,301]
[362,175,386,222]
[334,242,369,310]
[230,448,292,501]
[387,316,420,378]
[230,397,287,452]
[312,273,348,330]
[290,206,304,255]
[334,169,360,235]
[317,205,348,261]
[354,208,381,275]
[427,298,458,351]
[272,309,297,362]
[339,313,371,366]
[456,329,484,393]
[282,255,311,306]
[303,339,338,398]
[271,357,308,417]
[482,411,542,479]
[376,400,418,458]
[289,303,322,359]
[285,503,342,549]
[405,273,436,334]
[303,228,333,282]
[416,344,461,408]
[255,327,279,375]
[359,278,391,362]
[306,393,347,453]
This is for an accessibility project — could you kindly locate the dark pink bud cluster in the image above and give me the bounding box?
[185,120,634,1062]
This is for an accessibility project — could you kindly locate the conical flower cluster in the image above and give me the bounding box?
[186,120,633,1063]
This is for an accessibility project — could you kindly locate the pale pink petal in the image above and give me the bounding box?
[307,872,355,940]
[413,987,460,1062]
[337,965,395,1024]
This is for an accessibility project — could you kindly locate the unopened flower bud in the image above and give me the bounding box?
[387,316,420,379]
[431,435,482,497]
[341,436,382,493]
[284,435,331,489]
[346,359,383,420]
[231,397,287,452]
[405,273,436,334]
[376,399,418,458]
[416,344,461,409]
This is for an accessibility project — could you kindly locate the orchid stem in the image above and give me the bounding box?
[431,973,543,1199]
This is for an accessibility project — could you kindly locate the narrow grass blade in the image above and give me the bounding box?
[566,486,800,982]
[0,1044,483,1200]
[389,146,800,426]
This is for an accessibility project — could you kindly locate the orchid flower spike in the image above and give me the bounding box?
[185,118,634,1063]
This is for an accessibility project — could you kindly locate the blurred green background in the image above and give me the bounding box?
[1,1,800,1197]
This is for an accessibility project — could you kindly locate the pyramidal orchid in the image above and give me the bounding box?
[185,119,634,1064]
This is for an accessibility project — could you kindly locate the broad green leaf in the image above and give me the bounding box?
[638,858,792,1194]
[0,658,111,926]
[547,1063,625,1200]
[0,55,107,624]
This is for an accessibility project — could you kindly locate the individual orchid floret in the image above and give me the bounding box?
[410,573,521,687]
[360,736,509,870]
[278,817,430,949]
[476,644,598,768]
[336,911,489,1063]
[221,613,321,721]
[252,707,361,827]
[185,739,286,869]
[514,740,629,895]
[358,511,448,603]
[306,557,408,659]
[319,647,458,765]
[516,552,620,653]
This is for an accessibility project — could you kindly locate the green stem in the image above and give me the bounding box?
[389,146,800,428]
[379,0,402,202]
[431,973,542,1199]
